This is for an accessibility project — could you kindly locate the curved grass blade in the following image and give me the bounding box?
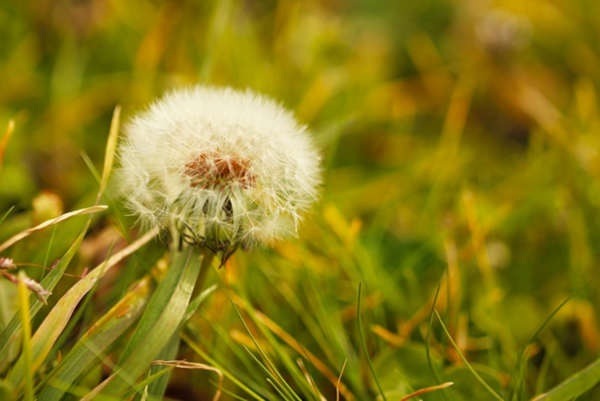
[0,205,107,253]
[151,360,223,401]
[143,332,179,400]
[399,382,454,401]
[6,228,159,391]
[426,284,443,382]
[122,366,175,401]
[296,358,323,400]
[534,344,555,396]
[82,247,201,399]
[336,359,347,401]
[425,283,451,401]
[509,282,591,400]
[358,282,387,401]
[37,277,151,401]
[434,310,504,401]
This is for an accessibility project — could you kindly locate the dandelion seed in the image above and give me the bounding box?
[117,86,321,257]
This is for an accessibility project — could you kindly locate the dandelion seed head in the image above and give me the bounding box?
[118,86,321,253]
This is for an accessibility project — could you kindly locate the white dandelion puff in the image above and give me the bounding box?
[117,86,321,257]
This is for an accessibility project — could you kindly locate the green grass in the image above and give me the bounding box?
[2,0,600,399]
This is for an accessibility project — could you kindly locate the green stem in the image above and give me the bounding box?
[435,310,504,401]
[358,283,387,401]
[192,248,214,299]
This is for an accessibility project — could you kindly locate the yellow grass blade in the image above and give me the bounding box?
[7,227,159,391]
[17,271,33,401]
[96,105,120,205]
[0,205,108,253]
[0,120,15,177]
[399,382,454,401]
[151,360,223,401]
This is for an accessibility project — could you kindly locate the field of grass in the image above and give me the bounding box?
[2,0,600,400]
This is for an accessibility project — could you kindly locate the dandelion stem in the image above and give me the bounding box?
[192,247,215,299]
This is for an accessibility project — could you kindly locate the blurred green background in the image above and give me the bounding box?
[3,0,600,399]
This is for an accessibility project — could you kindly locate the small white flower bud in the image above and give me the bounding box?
[117,86,321,255]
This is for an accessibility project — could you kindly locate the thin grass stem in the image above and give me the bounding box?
[357,282,387,401]
[232,303,302,401]
[510,281,592,399]
[426,284,443,384]
[434,310,504,401]
[41,225,57,280]
[182,331,267,401]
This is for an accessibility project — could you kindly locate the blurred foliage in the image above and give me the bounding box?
[3,0,600,400]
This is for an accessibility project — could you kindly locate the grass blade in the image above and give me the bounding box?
[0,119,15,177]
[232,301,302,401]
[123,366,176,400]
[399,382,454,401]
[189,309,278,399]
[0,206,15,226]
[434,310,504,401]
[254,310,355,400]
[211,381,251,401]
[42,225,57,277]
[151,360,223,401]
[144,332,180,400]
[0,205,107,253]
[96,105,120,205]
[531,357,600,401]
[0,224,88,364]
[146,284,217,399]
[6,228,158,391]
[244,346,294,401]
[116,248,196,366]
[234,292,318,400]
[509,282,591,400]
[83,246,201,399]
[336,359,347,401]
[267,377,294,401]
[357,283,387,401]
[182,331,266,401]
[37,277,151,400]
[17,272,33,401]
[426,284,444,384]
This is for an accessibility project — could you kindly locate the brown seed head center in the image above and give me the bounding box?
[184,152,254,189]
